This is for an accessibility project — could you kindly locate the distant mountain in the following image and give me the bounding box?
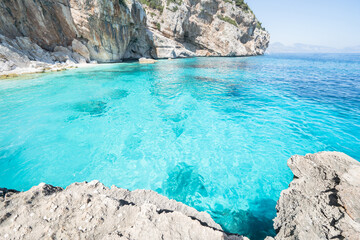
[342,45,360,53]
[267,42,360,53]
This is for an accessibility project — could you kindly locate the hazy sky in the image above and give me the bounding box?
[247,0,360,48]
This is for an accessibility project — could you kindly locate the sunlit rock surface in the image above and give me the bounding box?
[271,152,360,240]
[0,181,247,240]
[142,0,270,58]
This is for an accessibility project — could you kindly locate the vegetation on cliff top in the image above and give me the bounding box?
[222,0,266,30]
[223,0,251,12]
[256,21,265,30]
[235,0,250,12]
[141,0,251,13]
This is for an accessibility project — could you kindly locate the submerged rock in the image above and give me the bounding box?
[0,181,247,240]
[73,100,108,117]
[272,152,360,240]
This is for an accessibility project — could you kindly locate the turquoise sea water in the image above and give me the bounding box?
[1,54,359,239]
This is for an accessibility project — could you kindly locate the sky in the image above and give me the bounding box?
[247,0,360,48]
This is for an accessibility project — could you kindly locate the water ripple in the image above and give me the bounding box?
[0,54,359,239]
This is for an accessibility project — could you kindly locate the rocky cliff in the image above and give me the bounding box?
[0,0,269,76]
[137,0,269,58]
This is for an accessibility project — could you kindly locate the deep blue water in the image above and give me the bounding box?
[0,54,359,239]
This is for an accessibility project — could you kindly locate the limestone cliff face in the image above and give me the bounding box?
[0,0,269,74]
[68,0,148,62]
[0,0,145,64]
[139,0,269,58]
[0,0,77,50]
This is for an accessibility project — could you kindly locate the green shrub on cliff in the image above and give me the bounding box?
[217,15,238,27]
[139,0,164,12]
[167,5,178,12]
[167,0,182,5]
[235,0,250,11]
[256,21,265,30]
[156,22,161,31]
[222,0,252,12]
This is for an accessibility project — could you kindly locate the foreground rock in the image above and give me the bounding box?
[0,181,246,240]
[272,152,360,240]
[1,152,359,239]
[0,0,269,76]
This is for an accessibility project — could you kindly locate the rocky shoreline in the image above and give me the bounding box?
[0,33,95,78]
[271,152,360,240]
[1,152,359,239]
[0,181,247,240]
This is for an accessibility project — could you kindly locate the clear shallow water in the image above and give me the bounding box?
[1,54,360,239]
